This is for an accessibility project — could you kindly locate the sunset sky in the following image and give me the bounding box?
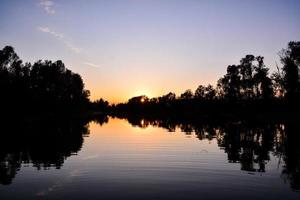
[1,0,299,103]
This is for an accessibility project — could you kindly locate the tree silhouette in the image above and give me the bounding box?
[280,41,300,100]
[204,84,216,100]
[239,55,255,99]
[159,92,176,103]
[195,84,216,100]
[0,46,90,113]
[253,56,273,99]
[180,89,193,99]
[195,85,206,99]
[128,95,149,104]
[92,98,109,110]
[2,41,300,117]
[271,66,285,97]
[218,65,241,101]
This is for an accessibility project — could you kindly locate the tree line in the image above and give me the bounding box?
[1,41,299,115]
[0,46,90,113]
[112,41,300,116]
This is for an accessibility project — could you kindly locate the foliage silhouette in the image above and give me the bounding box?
[112,41,300,118]
[0,46,90,114]
[1,41,300,116]
[280,41,300,101]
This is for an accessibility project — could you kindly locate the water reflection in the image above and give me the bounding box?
[0,116,108,185]
[123,116,300,190]
[0,115,299,195]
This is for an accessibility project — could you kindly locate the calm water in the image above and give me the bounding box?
[0,117,300,200]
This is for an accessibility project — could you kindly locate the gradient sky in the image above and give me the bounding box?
[0,0,299,103]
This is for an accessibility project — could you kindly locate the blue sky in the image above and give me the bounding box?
[0,0,299,102]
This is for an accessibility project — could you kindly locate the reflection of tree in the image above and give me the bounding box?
[281,122,300,191]
[125,116,176,131]
[91,115,109,126]
[0,153,20,185]
[123,116,300,190]
[0,116,95,185]
[219,125,241,163]
[221,124,275,172]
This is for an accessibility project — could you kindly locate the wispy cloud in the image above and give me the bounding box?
[39,0,56,15]
[37,26,63,39]
[37,26,82,54]
[83,62,100,68]
[65,42,82,54]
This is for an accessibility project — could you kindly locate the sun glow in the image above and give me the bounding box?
[132,88,154,99]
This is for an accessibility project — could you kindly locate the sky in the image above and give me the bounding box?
[0,0,299,103]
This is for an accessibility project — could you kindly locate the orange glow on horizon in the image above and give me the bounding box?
[85,76,217,104]
[88,85,158,104]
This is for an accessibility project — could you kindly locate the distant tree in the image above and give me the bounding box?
[150,97,159,104]
[239,55,255,99]
[280,41,300,100]
[271,65,285,97]
[91,98,109,111]
[218,55,274,101]
[159,92,176,103]
[180,89,193,99]
[0,46,21,105]
[216,79,226,99]
[204,84,216,100]
[128,95,149,104]
[253,56,273,99]
[195,85,206,99]
[0,46,90,112]
[30,60,90,107]
[218,65,241,101]
[94,98,109,107]
[195,84,216,100]
[0,46,20,68]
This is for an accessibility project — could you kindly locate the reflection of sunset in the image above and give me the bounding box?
[85,118,218,153]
